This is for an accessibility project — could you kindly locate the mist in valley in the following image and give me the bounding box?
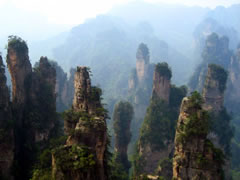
[1,0,240,179]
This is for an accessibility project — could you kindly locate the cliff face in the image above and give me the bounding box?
[53,67,108,180]
[189,33,232,92]
[128,43,154,154]
[0,55,14,179]
[113,101,134,172]
[30,57,57,142]
[6,36,58,179]
[202,64,233,179]
[173,93,224,180]
[202,64,227,113]
[134,63,186,179]
[136,43,150,83]
[128,43,153,92]
[152,62,171,104]
[7,36,32,125]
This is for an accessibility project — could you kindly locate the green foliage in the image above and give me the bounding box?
[169,85,187,108]
[209,108,234,156]
[131,145,146,177]
[176,92,209,144]
[139,86,186,150]
[7,35,28,55]
[208,64,228,92]
[196,153,209,167]
[53,145,96,171]
[24,58,57,132]
[90,86,103,102]
[30,135,67,179]
[63,108,88,123]
[139,98,173,149]
[155,62,172,80]
[188,91,204,108]
[113,101,134,147]
[31,169,52,180]
[109,153,129,180]
[158,158,172,170]
[232,169,240,180]
[205,139,225,166]
[63,108,106,133]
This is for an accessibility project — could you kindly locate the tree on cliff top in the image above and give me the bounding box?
[155,62,172,80]
[7,35,28,55]
[136,43,149,63]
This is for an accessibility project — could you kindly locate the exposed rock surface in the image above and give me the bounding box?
[202,64,232,179]
[202,64,227,113]
[0,55,14,179]
[136,43,150,83]
[173,93,224,180]
[6,36,58,179]
[52,67,108,180]
[189,33,232,93]
[134,63,186,180]
[152,62,171,104]
[7,36,32,126]
[129,43,153,91]
[128,43,154,154]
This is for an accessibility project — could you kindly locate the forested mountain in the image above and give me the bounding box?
[1,1,240,179]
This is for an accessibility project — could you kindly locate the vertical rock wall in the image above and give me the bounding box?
[173,93,224,180]
[53,66,108,180]
[0,55,14,179]
[152,62,171,104]
[202,64,227,113]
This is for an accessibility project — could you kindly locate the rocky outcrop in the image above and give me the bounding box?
[152,62,171,104]
[189,33,232,92]
[128,43,153,92]
[30,57,57,142]
[6,36,58,179]
[202,64,233,179]
[53,67,108,180]
[173,92,224,180]
[134,63,186,180]
[128,43,154,154]
[202,64,227,113]
[7,36,32,125]
[136,43,150,83]
[0,55,14,179]
[38,57,56,91]
[113,101,134,172]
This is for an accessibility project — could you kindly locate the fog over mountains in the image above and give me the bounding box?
[1,1,240,100]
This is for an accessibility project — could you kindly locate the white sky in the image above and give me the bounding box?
[0,0,239,25]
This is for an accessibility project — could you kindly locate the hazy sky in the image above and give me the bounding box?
[0,0,239,25]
